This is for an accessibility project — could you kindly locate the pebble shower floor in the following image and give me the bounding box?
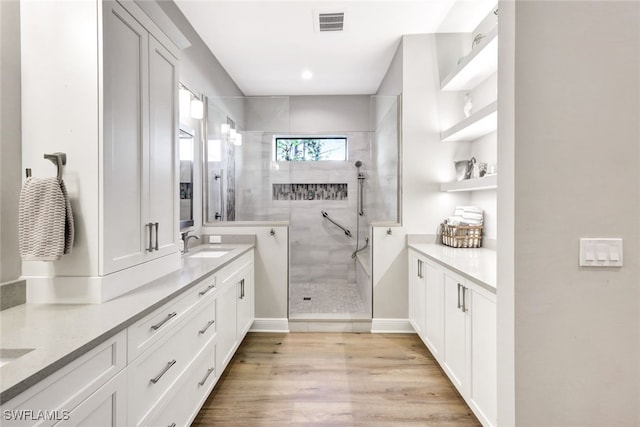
[289,282,368,317]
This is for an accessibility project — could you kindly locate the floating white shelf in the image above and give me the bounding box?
[441,27,498,91]
[440,174,497,192]
[441,101,497,142]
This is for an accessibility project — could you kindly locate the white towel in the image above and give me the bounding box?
[19,177,74,261]
[445,216,482,226]
[453,206,484,223]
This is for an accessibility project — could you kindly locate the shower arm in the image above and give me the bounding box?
[321,211,352,237]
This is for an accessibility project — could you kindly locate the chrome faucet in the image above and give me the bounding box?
[181,231,200,253]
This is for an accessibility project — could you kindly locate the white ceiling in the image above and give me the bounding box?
[174,0,496,96]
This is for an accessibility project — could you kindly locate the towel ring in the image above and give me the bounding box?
[44,152,66,182]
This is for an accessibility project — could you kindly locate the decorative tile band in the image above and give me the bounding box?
[273,183,348,201]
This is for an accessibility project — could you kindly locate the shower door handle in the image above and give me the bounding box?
[217,169,224,221]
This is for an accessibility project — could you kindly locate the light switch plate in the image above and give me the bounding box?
[579,238,623,267]
[209,235,222,244]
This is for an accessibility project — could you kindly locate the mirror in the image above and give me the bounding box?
[179,126,194,228]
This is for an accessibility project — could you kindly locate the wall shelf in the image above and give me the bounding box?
[440,174,497,192]
[441,27,498,91]
[441,101,497,142]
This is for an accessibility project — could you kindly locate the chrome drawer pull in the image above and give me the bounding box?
[462,286,468,313]
[146,223,154,252]
[199,320,215,335]
[198,367,215,386]
[457,283,462,309]
[154,222,159,251]
[198,284,215,296]
[150,359,176,384]
[151,312,177,330]
[168,424,176,427]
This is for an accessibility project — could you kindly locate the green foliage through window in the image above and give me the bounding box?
[275,137,347,161]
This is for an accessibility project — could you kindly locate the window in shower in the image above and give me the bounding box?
[274,137,347,161]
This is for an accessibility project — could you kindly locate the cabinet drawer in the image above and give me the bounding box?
[1,331,126,427]
[217,250,253,284]
[127,298,215,426]
[54,368,127,427]
[141,341,216,427]
[127,274,217,361]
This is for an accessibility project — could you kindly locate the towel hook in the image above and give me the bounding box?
[44,152,67,182]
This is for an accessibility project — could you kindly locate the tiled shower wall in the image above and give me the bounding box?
[235,131,372,286]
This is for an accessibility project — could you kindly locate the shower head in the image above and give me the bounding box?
[354,161,362,168]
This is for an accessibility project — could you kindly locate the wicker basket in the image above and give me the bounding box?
[441,223,483,248]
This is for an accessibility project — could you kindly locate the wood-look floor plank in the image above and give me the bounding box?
[191,332,480,426]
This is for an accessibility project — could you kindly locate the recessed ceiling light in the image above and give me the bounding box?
[301,70,313,80]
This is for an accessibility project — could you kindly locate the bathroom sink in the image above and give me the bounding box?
[0,348,34,368]
[188,250,230,259]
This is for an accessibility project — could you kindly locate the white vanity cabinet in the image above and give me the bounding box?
[442,269,471,394]
[0,249,256,427]
[215,251,255,375]
[0,332,127,427]
[409,253,444,357]
[127,293,217,426]
[407,247,496,427]
[20,0,181,303]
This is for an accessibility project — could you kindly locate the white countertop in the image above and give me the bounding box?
[0,244,254,405]
[408,243,496,292]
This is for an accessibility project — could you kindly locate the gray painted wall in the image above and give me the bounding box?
[507,1,640,425]
[0,0,22,284]
[157,0,245,234]
[289,95,371,133]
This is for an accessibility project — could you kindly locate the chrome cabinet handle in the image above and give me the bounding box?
[462,286,468,313]
[168,423,176,427]
[147,223,154,252]
[239,279,245,299]
[198,367,215,386]
[457,283,462,309]
[150,359,176,384]
[198,284,216,296]
[417,259,422,278]
[154,222,159,251]
[151,312,177,330]
[199,320,215,335]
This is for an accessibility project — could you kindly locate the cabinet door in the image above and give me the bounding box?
[408,251,426,335]
[57,369,127,427]
[102,1,149,274]
[424,260,444,356]
[148,35,179,257]
[443,271,470,394]
[215,282,238,375]
[236,263,254,340]
[470,287,497,427]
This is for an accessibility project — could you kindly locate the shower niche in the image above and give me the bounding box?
[272,183,348,201]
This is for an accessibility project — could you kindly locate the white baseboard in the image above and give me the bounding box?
[371,318,416,333]
[250,318,415,334]
[250,318,290,333]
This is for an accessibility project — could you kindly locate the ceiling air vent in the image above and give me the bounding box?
[315,11,344,32]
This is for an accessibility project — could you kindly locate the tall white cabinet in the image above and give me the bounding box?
[103,2,179,273]
[21,0,182,303]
